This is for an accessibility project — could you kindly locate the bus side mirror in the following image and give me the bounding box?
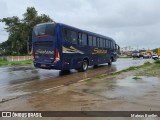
[116,44,120,50]
[118,46,120,50]
[115,44,120,55]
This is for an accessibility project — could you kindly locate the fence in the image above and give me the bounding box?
[0,56,7,61]
[0,56,33,62]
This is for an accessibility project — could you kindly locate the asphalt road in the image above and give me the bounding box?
[0,58,153,101]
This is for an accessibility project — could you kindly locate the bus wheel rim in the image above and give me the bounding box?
[83,61,87,70]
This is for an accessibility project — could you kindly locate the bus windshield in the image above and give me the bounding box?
[33,23,55,36]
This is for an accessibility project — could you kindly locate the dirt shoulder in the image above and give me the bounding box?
[0,62,160,119]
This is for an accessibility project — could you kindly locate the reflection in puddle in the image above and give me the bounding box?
[8,66,34,72]
[83,76,159,100]
[9,76,40,84]
[59,70,71,76]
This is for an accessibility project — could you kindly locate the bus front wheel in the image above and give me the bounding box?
[79,60,88,72]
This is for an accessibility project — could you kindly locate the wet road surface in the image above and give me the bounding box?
[0,62,160,120]
[80,76,160,101]
[0,58,153,100]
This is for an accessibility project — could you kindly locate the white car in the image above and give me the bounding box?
[152,54,159,60]
[143,54,151,59]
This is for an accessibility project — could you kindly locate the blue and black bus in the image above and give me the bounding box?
[32,22,120,72]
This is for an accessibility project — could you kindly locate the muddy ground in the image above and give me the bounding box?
[0,63,160,120]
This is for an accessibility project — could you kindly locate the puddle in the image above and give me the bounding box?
[8,66,34,72]
[82,76,159,100]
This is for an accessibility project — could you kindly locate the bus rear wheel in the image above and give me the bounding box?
[108,58,112,66]
[79,60,88,72]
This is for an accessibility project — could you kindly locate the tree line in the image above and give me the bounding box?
[0,7,53,55]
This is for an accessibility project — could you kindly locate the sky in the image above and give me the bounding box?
[0,0,160,50]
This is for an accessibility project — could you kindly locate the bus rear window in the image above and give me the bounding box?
[33,23,55,36]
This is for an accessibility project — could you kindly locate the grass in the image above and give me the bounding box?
[132,76,142,80]
[144,61,151,65]
[135,60,160,76]
[155,60,160,64]
[0,59,33,66]
[95,74,107,79]
[94,61,160,80]
[111,61,152,75]
[95,62,152,79]
[119,56,132,58]
[111,66,140,75]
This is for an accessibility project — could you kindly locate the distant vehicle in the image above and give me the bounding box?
[143,53,151,59]
[152,48,160,60]
[132,51,140,58]
[139,54,144,58]
[158,48,160,56]
[152,54,159,60]
[32,22,120,71]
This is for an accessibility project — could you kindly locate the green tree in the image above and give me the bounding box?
[0,7,53,55]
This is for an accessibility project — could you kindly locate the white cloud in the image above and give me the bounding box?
[0,0,160,49]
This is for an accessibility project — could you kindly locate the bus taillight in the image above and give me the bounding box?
[54,49,60,63]
[37,35,49,38]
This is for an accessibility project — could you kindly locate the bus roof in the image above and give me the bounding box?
[57,23,115,41]
[35,22,115,41]
[35,22,56,26]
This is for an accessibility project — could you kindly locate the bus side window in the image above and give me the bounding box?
[111,41,114,49]
[97,38,100,47]
[106,39,109,48]
[108,40,111,49]
[82,33,87,46]
[113,42,116,50]
[115,43,117,50]
[88,35,93,46]
[93,36,96,47]
[70,31,78,44]
[110,41,112,49]
[103,38,106,48]
[63,29,71,43]
[100,38,103,48]
[78,32,82,45]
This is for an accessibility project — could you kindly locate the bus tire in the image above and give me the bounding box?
[79,60,88,72]
[108,58,112,66]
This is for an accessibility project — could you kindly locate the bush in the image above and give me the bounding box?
[132,76,142,80]
[144,61,151,65]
